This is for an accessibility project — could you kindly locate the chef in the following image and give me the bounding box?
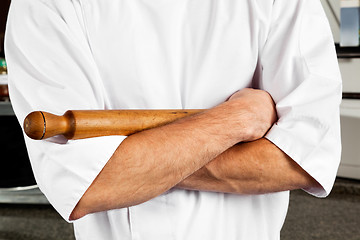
[5,0,342,239]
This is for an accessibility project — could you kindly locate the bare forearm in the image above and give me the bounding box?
[177,138,320,194]
[70,89,276,220]
[70,98,262,220]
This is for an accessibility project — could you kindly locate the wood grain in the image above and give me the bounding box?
[24,109,204,140]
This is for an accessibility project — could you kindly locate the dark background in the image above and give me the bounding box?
[0,0,11,56]
[0,0,36,188]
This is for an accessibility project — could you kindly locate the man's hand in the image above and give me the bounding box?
[227,88,277,141]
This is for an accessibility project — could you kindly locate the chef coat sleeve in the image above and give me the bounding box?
[260,0,342,197]
[5,0,125,221]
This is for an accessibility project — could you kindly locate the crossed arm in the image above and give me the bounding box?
[69,88,320,220]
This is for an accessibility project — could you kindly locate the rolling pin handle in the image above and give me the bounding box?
[24,111,46,140]
[24,111,69,140]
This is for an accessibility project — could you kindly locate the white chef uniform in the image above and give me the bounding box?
[5,0,342,239]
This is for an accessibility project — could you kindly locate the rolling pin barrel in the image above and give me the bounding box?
[23,109,203,140]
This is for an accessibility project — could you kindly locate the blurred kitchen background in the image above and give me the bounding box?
[0,0,359,239]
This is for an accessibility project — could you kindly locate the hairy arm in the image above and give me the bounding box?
[177,138,321,194]
[176,90,321,194]
[177,91,321,194]
[70,88,275,220]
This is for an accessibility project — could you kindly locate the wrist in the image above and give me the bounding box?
[211,99,255,143]
[226,89,277,142]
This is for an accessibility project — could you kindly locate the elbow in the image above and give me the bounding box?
[69,201,88,221]
[68,187,153,220]
[289,165,323,193]
[68,192,121,221]
[68,188,109,221]
[300,174,323,193]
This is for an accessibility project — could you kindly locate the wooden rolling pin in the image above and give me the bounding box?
[24,110,204,140]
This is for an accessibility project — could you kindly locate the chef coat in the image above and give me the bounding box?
[5,0,342,239]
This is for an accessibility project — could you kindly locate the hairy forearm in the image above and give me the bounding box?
[177,138,321,194]
[70,98,260,220]
[70,89,276,220]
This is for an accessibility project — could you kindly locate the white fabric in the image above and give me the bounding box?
[5,0,342,239]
